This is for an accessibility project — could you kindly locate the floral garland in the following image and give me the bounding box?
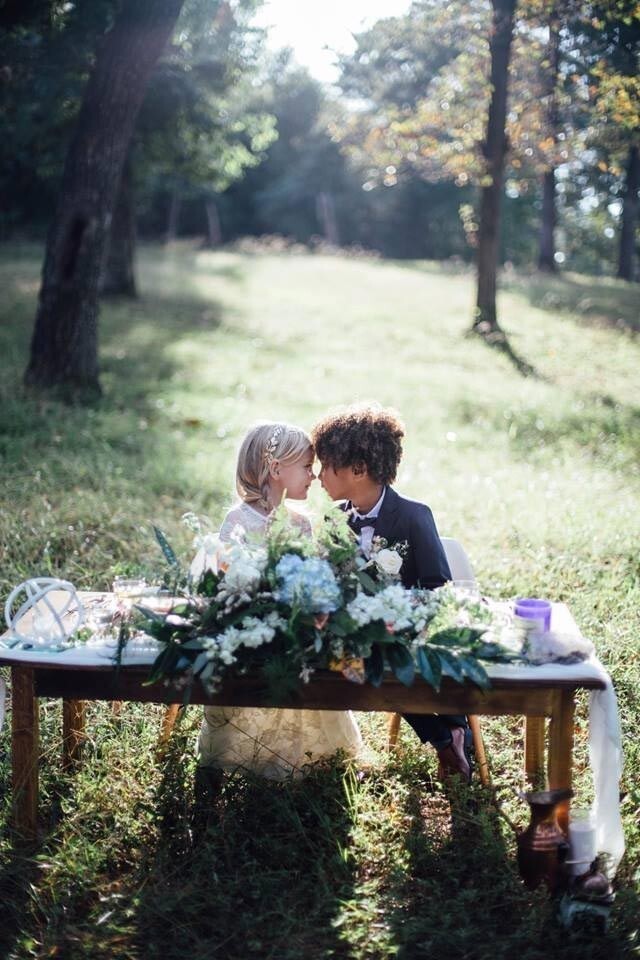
[137,507,515,701]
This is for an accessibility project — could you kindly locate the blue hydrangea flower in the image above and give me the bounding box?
[275,554,341,614]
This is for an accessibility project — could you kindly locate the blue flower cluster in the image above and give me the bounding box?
[274,554,341,614]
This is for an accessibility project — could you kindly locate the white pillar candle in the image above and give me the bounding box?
[568,810,597,877]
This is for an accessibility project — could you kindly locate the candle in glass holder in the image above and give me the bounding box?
[568,809,597,877]
[514,597,552,633]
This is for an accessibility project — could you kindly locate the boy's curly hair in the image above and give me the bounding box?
[311,403,405,485]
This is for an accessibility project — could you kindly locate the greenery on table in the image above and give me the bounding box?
[138,508,510,702]
[1,245,639,959]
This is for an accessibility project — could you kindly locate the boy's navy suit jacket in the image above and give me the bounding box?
[345,485,451,590]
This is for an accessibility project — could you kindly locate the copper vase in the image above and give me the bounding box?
[517,788,572,893]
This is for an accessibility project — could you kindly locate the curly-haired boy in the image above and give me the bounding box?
[311,402,473,782]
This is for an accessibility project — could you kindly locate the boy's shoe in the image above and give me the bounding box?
[436,724,473,784]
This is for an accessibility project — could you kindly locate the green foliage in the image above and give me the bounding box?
[152,525,180,567]
[0,245,639,956]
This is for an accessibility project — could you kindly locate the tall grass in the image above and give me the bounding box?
[1,241,638,959]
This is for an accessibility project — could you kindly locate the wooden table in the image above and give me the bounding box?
[1,649,605,839]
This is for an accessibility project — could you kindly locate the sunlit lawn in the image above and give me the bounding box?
[1,241,639,959]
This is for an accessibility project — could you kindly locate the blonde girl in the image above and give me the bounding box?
[198,422,362,779]
[219,422,315,540]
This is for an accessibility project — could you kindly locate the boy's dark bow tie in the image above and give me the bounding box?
[348,514,377,533]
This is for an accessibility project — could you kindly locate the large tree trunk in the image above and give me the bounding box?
[316,191,340,246]
[538,9,561,273]
[538,169,557,272]
[617,142,639,282]
[165,188,181,244]
[100,152,137,297]
[472,0,517,336]
[204,198,222,247]
[25,0,184,395]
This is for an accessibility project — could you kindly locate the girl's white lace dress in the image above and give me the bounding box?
[197,502,363,779]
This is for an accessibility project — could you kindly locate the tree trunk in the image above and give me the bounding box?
[25,0,185,395]
[538,9,561,273]
[538,169,557,272]
[617,143,639,282]
[316,191,340,246]
[100,152,137,297]
[204,198,222,247]
[165,188,181,244]
[472,0,517,336]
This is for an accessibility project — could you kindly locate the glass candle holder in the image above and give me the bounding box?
[112,577,147,600]
[514,597,552,633]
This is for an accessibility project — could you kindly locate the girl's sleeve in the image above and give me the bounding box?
[218,507,244,543]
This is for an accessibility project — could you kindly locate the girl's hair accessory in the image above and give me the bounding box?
[264,425,284,464]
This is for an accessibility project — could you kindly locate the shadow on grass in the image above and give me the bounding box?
[503,272,640,336]
[455,391,640,470]
[471,325,541,379]
[0,823,52,959]
[381,781,637,960]
[131,740,358,960]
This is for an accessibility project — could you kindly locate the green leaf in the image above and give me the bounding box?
[429,627,486,648]
[198,569,220,597]
[416,646,441,691]
[364,644,384,687]
[153,525,179,567]
[386,643,415,686]
[459,654,491,690]
[356,570,381,594]
[436,648,465,682]
[330,609,355,637]
[133,604,166,623]
[192,651,210,674]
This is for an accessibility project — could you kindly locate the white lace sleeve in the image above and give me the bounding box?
[218,503,268,542]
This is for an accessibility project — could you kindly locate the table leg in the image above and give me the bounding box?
[62,699,85,769]
[11,666,39,838]
[387,712,401,750]
[158,704,180,750]
[524,717,546,787]
[548,689,575,834]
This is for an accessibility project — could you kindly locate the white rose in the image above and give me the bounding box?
[224,558,262,594]
[375,548,403,576]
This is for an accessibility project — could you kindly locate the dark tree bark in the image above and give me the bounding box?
[25,0,185,395]
[204,198,222,247]
[617,143,639,282]
[100,152,137,297]
[165,188,181,244]
[538,169,557,272]
[472,0,517,337]
[316,191,340,246]
[538,9,561,273]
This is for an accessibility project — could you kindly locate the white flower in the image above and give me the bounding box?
[347,584,414,631]
[190,532,222,580]
[218,542,267,598]
[374,548,403,577]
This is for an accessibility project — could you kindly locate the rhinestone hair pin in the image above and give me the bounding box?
[264,425,284,465]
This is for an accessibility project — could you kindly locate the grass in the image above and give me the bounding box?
[1,240,639,959]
